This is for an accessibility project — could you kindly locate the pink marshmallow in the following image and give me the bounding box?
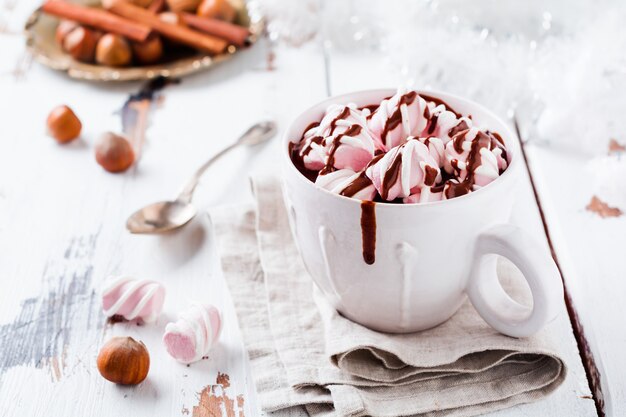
[367,89,429,150]
[163,303,222,364]
[423,104,472,144]
[366,139,440,201]
[299,104,380,173]
[444,128,508,188]
[101,276,165,323]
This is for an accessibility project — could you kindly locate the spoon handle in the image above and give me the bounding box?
[175,121,277,204]
[176,142,239,204]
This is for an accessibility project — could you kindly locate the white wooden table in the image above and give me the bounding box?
[0,2,621,416]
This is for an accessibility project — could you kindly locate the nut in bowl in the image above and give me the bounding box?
[282,89,564,337]
[25,0,263,81]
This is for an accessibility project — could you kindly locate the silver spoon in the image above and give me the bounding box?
[126,120,277,234]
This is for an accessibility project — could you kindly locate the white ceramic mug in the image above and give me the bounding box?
[282,89,563,337]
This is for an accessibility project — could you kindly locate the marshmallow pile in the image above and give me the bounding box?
[290,90,509,203]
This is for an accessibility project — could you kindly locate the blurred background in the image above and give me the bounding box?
[255,0,626,156]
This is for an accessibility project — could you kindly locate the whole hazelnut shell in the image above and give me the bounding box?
[97,337,150,385]
[196,0,236,22]
[95,132,135,173]
[131,35,163,65]
[47,105,82,143]
[55,20,79,46]
[96,34,132,67]
[63,26,98,63]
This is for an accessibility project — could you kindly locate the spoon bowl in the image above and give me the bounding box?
[127,200,197,234]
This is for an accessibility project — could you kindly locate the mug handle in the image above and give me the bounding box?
[467,224,563,338]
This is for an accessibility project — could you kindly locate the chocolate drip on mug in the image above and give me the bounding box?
[360,201,376,265]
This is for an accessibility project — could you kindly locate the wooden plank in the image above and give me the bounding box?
[0,40,328,416]
[525,143,626,417]
[324,51,596,416]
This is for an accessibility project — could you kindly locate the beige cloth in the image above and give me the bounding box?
[209,177,566,417]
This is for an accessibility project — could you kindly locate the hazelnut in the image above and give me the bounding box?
[97,337,150,385]
[96,34,132,67]
[197,0,236,22]
[95,132,135,173]
[131,35,163,65]
[63,26,98,63]
[46,105,82,143]
[55,20,79,46]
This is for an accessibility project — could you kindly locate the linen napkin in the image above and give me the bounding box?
[208,177,566,417]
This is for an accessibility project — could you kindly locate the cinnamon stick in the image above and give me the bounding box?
[41,0,152,42]
[104,0,227,54]
[180,13,249,47]
[148,0,165,13]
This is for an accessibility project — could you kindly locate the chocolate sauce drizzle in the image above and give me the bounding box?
[419,94,461,117]
[331,107,351,132]
[339,153,383,198]
[424,165,438,186]
[319,124,363,175]
[426,113,439,135]
[288,142,318,182]
[443,129,505,199]
[340,171,371,198]
[360,201,376,265]
[379,147,403,201]
[449,119,469,138]
[379,91,418,145]
[303,121,321,134]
